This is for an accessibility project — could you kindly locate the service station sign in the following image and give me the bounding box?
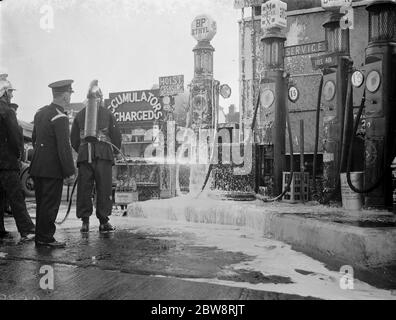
[107,89,164,125]
[285,41,328,57]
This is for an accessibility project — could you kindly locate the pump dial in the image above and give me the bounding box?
[323,80,336,101]
[260,89,275,109]
[366,70,381,93]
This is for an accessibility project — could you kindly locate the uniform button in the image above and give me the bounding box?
[40,144,44,147]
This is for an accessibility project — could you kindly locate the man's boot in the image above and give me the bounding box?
[80,218,89,233]
[99,222,115,234]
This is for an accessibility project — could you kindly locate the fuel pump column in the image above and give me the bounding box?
[362,0,396,209]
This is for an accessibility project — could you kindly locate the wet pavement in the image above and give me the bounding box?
[0,202,396,300]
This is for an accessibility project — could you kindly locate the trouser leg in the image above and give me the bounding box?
[34,178,63,243]
[33,177,42,237]
[0,188,5,232]
[0,171,34,235]
[94,160,113,224]
[76,162,95,221]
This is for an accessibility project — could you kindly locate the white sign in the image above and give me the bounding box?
[159,75,184,96]
[321,0,352,11]
[323,152,335,163]
[340,6,354,30]
[220,84,232,99]
[351,71,364,88]
[191,15,217,42]
[261,0,287,30]
[288,86,299,103]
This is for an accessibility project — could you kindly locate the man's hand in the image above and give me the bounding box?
[115,153,123,162]
[64,174,76,186]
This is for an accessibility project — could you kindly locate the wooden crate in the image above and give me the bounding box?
[282,172,310,203]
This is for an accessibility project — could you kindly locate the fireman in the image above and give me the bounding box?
[70,84,121,234]
[0,74,35,241]
[29,80,76,248]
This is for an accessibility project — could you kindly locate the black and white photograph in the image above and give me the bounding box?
[0,0,396,306]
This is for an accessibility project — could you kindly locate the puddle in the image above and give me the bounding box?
[218,269,293,285]
[282,212,396,228]
[332,220,396,228]
[295,269,316,276]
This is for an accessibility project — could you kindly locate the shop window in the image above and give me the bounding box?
[254,6,261,16]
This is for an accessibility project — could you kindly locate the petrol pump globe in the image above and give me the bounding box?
[262,28,286,68]
[193,40,214,77]
[323,13,350,54]
[367,0,396,43]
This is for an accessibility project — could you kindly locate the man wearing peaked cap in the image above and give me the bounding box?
[29,79,76,248]
[49,79,75,93]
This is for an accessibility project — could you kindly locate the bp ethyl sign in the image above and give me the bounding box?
[191,15,217,42]
[159,75,184,97]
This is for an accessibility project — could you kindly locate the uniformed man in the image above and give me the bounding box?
[30,80,76,248]
[70,81,121,234]
[9,103,25,158]
[1,103,30,226]
[0,74,35,240]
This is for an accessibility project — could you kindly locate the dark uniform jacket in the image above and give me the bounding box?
[29,103,75,179]
[0,99,23,171]
[70,106,121,165]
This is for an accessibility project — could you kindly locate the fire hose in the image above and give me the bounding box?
[345,89,393,194]
[255,92,295,203]
[319,73,353,205]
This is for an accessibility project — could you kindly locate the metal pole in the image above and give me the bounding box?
[241,8,246,138]
[273,69,286,196]
[251,6,256,126]
[300,119,305,202]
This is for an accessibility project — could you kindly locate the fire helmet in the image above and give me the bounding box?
[0,74,16,97]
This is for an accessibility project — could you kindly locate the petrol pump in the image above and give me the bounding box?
[258,0,288,197]
[319,5,353,200]
[187,15,219,194]
[350,0,396,209]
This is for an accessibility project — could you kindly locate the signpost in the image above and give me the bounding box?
[285,41,328,57]
[311,53,339,70]
[159,75,184,97]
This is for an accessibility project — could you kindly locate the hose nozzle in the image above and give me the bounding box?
[87,79,103,99]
